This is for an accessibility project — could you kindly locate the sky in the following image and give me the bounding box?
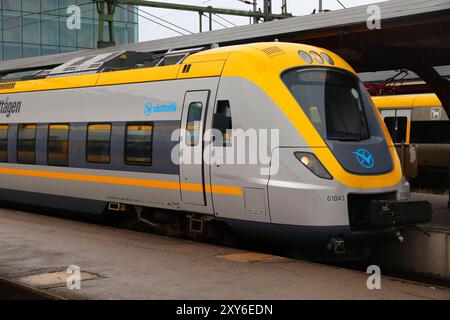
[138,0,388,42]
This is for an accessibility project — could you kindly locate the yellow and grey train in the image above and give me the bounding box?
[0,42,432,253]
[373,93,450,188]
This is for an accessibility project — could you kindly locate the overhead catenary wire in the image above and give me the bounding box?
[136,1,232,31]
[117,4,186,36]
[160,0,215,18]
[200,13,228,29]
[135,6,194,34]
[336,0,346,9]
[213,13,238,27]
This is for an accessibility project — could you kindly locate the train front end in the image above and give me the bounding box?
[284,65,431,247]
[230,43,432,251]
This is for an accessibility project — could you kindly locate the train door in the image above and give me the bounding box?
[208,99,271,224]
[179,90,210,206]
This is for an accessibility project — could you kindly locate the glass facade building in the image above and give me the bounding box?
[0,0,138,61]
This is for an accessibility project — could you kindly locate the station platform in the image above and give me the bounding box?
[0,203,449,300]
[374,192,450,280]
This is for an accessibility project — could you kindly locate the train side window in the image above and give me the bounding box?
[125,123,153,165]
[186,102,203,146]
[86,123,111,163]
[384,117,407,143]
[0,125,8,162]
[17,124,37,164]
[48,124,69,166]
[410,121,450,144]
[213,100,232,146]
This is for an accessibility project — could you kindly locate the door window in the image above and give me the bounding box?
[213,100,232,146]
[186,102,203,146]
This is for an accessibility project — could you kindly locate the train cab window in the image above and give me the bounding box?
[384,117,407,143]
[0,125,8,162]
[186,102,203,146]
[213,100,232,146]
[17,124,37,164]
[86,123,111,163]
[282,69,374,141]
[48,124,69,166]
[125,123,153,165]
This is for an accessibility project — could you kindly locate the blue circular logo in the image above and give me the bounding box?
[353,148,375,169]
[144,103,153,116]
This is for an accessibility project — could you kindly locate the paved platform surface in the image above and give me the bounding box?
[0,207,449,300]
[411,193,450,231]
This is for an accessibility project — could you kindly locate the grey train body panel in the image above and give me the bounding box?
[209,76,306,224]
[0,187,107,214]
[0,163,183,211]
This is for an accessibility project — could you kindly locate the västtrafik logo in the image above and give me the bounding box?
[144,102,176,116]
[353,148,374,169]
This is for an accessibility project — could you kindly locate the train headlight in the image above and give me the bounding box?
[294,152,333,180]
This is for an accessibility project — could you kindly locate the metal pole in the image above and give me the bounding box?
[95,0,116,48]
[97,0,105,45]
[281,0,287,14]
[108,1,116,43]
[209,12,212,31]
[253,1,258,24]
[319,0,323,12]
[199,12,202,32]
[263,0,272,21]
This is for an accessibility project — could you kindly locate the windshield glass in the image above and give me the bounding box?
[282,68,371,141]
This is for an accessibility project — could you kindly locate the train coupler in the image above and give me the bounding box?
[369,200,432,228]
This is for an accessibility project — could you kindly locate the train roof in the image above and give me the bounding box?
[372,93,442,109]
[0,42,351,95]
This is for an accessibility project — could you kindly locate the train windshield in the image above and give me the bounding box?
[282,68,371,141]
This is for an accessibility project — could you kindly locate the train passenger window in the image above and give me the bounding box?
[17,124,37,164]
[86,123,111,163]
[186,102,203,146]
[48,124,69,166]
[0,125,8,162]
[384,117,407,143]
[213,100,232,146]
[125,123,153,165]
[410,121,450,144]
